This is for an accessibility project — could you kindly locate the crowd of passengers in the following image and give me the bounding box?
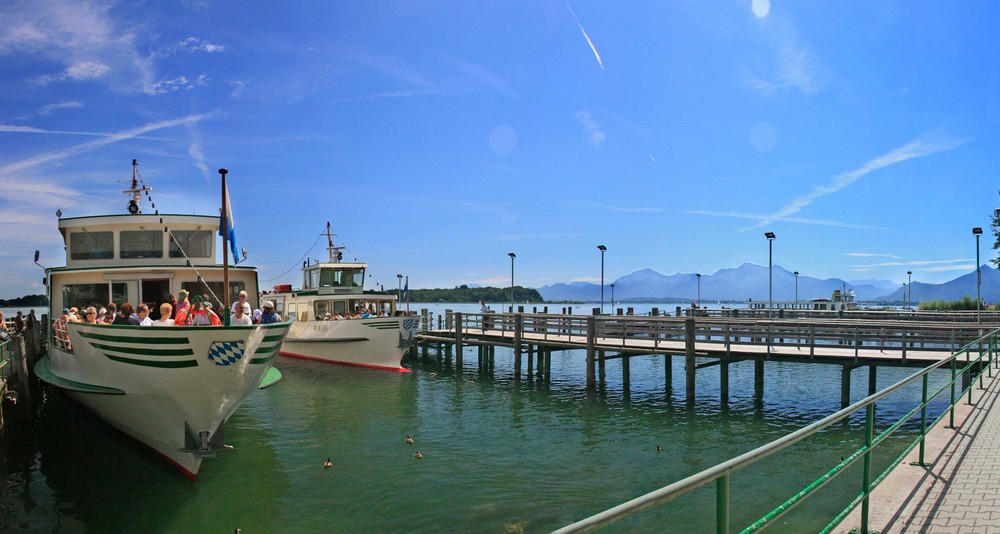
[55,289,283,334]
[320,306,393,320]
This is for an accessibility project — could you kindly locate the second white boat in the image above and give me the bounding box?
[262,224,418,372]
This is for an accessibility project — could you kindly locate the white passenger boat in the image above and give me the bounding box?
[34,160,291,479]
[262,224,418,372]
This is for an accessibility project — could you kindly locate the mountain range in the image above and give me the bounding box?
[536,263,1000,304]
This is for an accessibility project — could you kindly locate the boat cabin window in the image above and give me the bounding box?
[314,301,329,319]
[62,283,111,311]
[70,231,113,260]
[318,267,365,288]
[120,230,164,259]
[169,231,213,258]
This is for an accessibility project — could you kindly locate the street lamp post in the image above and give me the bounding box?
[696,273,701,308]
[907,271,912,310]
[597,245,607,314]
[508,252,516,313]
[764,232,776,317]
[974,227,983,323]
[396,274,402,305]
[794,271,799,307]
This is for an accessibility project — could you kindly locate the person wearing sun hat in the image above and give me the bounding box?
[259,301,282,324]
[172,289,190,320]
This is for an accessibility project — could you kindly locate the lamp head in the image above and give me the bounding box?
[973,227,983,235]
[508,252,516,259]
[764,232,776,240]
[597,245,606,251]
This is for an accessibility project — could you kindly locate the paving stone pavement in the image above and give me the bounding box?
[841,365,1000,533]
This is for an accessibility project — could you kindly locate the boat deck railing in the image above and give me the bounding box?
[0,336,14,382]
[551,326,1000,533]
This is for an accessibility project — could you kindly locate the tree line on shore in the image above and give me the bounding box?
[0,294,48,307]
[379,285,543,304]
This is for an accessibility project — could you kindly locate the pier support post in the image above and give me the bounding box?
[665,354,673,392]
[454,312,463,370]
[868,365,877,397]
[513,314,523,379]
[720,358,729,407]
[622,354,630,389]
[599,351,606,384]
[841,365,852,408]
[685,318,696,403]
[754,360,764,398]
[586,316,597,389]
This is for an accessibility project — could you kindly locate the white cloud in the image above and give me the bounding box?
[844,252,901,259]
[746,13,826,95]
[149,75,209,94]
[178,37,225,54]
[574,110,605,146]
[38,100,83,115]
[66,60,111,80]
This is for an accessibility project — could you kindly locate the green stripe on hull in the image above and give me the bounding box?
[104,354,198,368]
[90,342,195,357]
[80,331,191,345]
[249,346,280,364]
[262,334,285,343]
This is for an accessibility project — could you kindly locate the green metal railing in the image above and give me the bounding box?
[553,328,999,534]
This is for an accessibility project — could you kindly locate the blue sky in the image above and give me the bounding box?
[2,0,999,299]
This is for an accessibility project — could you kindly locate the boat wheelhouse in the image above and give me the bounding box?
[36,160,291,479]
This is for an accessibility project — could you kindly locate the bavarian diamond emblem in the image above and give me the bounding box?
[403,319,414,330]
[208,341,245,366]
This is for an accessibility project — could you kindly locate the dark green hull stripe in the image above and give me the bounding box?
[249,355,278,364]
[263,334,285,343]
[80,332,190,345]
[91,343,194,357]
[104,354,198,368]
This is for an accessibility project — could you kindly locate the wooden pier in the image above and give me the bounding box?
[415,311,998,405]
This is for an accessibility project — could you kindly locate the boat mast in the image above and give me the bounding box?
[220,168,230,325]
[325,222,345,263]
[122,158,151,215]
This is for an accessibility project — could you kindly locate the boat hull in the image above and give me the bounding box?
[279,316,418,372]
[37,321,290,478]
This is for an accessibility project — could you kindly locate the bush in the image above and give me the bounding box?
[918,295,980,311]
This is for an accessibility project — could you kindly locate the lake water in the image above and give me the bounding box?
[0,303,953,532]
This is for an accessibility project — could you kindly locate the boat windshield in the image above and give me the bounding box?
[313,267,365,288]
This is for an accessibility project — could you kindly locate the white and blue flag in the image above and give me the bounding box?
[220,182,238,264]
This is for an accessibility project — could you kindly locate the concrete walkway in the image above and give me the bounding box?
[840,365,1000,533]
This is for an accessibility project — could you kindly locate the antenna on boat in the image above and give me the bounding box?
[122,159,152,215]
[324,222,345,263]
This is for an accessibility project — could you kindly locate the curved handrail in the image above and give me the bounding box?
[553,328,998,533]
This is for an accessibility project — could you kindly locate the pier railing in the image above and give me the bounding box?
[551,326,1000,533]
[442,312,986,356]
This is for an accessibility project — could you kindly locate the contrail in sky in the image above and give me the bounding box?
[741,134,966,231]
[566,1,604,71]
[0,112,217,179]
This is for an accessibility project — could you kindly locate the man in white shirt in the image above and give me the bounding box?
[230,302,253,325]
[134,304,154,326]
